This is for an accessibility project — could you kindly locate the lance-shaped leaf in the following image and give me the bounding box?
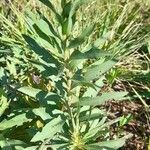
[84,60,116,81]
[22,35,60,67]
[0,113,31,130]
[69,0,90,17]
[63,0,90,35]
[0,68,7,85]
[79,107,105,122]
[0,94,10,117]
[33,16,62,53]
[31,115,65,142]
[62,1,72,19]
[50,143,69,150]
[0,136,27,150]
[35,16,60,39]
[24,146,38,150]
[28,59,58,77]
[85,134,132,150]
[83,117,121,141]
[68,25,95,49]
[38,0,62,23]
[17,86,43,98]
[80,91,128,106]
[25,9,37,33]
[83,76,105,97]
[71,70,96,90]
[0,134,12,150]
[33,25,62,55]
[70,48,111,60]
[17,86,60,105]
[72,80,96,90]
[31,107,51,120]
[82,31,112,52]
[0,48,11,54]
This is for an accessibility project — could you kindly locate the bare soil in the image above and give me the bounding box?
[105,100,150,150]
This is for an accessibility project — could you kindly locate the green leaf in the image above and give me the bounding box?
[50,143,69,150]
[0,57,5,62]
[63,0,90,35]
[80,91,128,106]
[119,114,132,126]
[62,17,73,36]
[17,86,60,105]
[31,116,65,142]
[62,1,71,18]
[69,0,90,18]
[0,113,31,130]
[24,146,38,150]
[0,68,7,84]
[61,1,72,35]
[6,61,17,76]
[25,9,37,24]
[68,25,95,49]
[22,35,60,67]
[35,18,59,38]
[17,86,42,98]
[79,107,105,122]
[72,80,96,90]
[70,48,111,60]
[27,59,58,77]
[0,134,12,150]
[2,139,27,150]
[0,49,11,54]
[71,70,96,90]
[83,76,105,97]
[93,31,112,48]
[85,134,132,150]
[34,36,62,58]
[33,20,62,55]
[31,107,50,120]
[0,91,10,117]
[84,60,116,81]
[68,59,85,70]
[38,0,62,23]
[25,11,37,33]
[83,118,121,142]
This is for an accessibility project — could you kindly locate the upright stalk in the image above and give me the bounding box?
[63,37,77,132]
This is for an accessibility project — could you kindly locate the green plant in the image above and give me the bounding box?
[119,114,132,127]
[80,0,149,57]
[0,0,132,149]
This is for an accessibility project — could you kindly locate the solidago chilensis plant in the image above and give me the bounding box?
[0,0,132,149]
